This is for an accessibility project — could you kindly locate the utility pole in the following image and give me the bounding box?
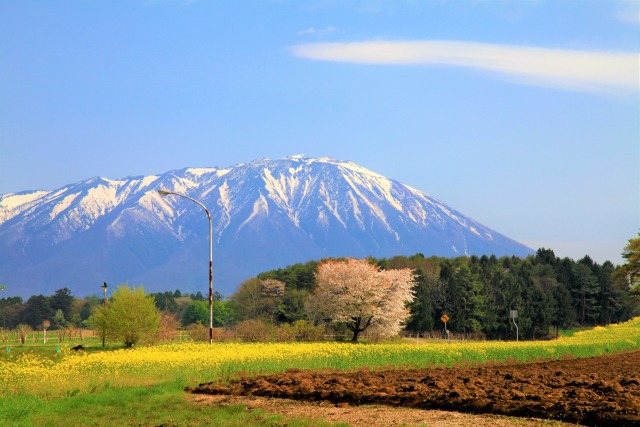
[101,282,108,347]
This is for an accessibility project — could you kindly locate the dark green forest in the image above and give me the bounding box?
[2,244,639,341]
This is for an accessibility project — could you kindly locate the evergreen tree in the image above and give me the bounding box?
[21,295,53,329]
[446,265,486,334]
[439,260,456,321]
[497,274,525,340]
[50,288,74,322]
[597,261,622,324]
[523,282,552,340]
[0,297,24,329]
[551,282,575,337]
[478,262,503,339]
[153,291,178,313]
[572,263,600,325]
[535,248,557,266]
[406,268,436,333]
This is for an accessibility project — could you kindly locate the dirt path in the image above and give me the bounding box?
[190,393,579,426]
[190,350,640,426]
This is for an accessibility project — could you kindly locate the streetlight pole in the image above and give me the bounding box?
[158,189,214,344]
[101,282,108,347]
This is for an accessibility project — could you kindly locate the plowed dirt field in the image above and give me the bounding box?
[191,350,640,426]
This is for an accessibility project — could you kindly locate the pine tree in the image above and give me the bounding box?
[21,295,53,329]
[50,288,74,322]
[572,263,600,325]
[598,261,622,324]
[406,268,436,333]
[551,282,575,337]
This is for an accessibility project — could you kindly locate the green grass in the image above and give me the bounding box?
[0,382,346,427]
[1,341,121,360]
[555,326,593,337]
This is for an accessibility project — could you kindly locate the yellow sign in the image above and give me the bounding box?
[441,314,450,323]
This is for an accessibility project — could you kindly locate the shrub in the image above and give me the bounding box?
[235,319,273,342]
[187,323,209,342]
[15,323,31,344]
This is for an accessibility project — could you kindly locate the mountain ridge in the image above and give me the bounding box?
[0,155,533,298]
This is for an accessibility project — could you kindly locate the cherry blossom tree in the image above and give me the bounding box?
[306,258,415,342]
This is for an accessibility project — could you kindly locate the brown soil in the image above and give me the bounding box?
[190,350,640,427]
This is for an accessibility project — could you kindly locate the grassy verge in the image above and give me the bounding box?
[0,382,345,427]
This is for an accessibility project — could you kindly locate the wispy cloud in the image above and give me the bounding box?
[298,26,338,36]
[615,0,640,24]
[290,40,639,94]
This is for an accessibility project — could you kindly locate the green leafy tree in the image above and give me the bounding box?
[93,285,160,347]
[52,309,66,329]
[182,300,208,326]
[622,233,640,289]
[214,299,235,326]
[230,278,285,323]
[614,232,640,318]
[277,288,309,323]
[178,295,234,327]
[259,261,318,324]
[77,295,99,318]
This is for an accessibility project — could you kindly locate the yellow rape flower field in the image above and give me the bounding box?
[1,317,639,399]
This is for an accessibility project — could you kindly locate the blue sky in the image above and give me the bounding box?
[1,0,638,265]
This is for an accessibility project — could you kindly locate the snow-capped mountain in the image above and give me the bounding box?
[0,155,533,297]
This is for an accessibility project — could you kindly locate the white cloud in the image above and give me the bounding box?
[290,40,639,94]
[298,26,338,36]
[615,0,640,24]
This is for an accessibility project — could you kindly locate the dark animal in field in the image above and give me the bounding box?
[71,344,84,351]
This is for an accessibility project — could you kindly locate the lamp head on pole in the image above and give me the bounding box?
[158,189,172,197]
[101,282,108,292]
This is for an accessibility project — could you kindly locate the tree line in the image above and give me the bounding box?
[0,287,231,331]
[233,245,639,340]
[2,238,639,342]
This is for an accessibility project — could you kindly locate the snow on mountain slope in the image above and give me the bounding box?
[0,155,533,297]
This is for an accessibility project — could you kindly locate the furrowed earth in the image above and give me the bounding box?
[190,350,640,426]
